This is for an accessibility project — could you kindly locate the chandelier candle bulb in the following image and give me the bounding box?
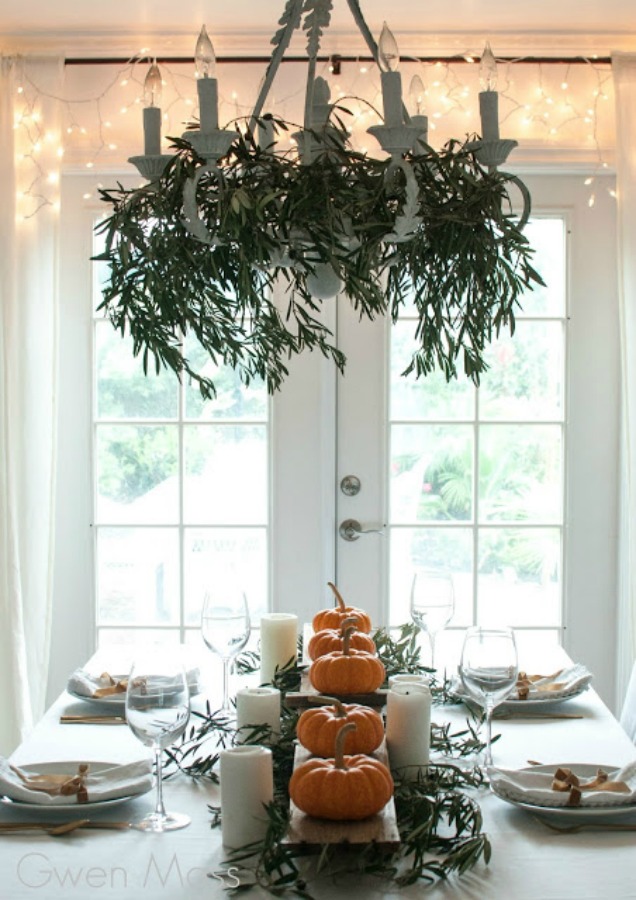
[479,42,500,142]
[236,687,281,739]
[260,613,298,684]
[386,683,431,778]
[378,22,402,128]
[142,63,162,155]
[219,746,274,848]
[195,25,219,132]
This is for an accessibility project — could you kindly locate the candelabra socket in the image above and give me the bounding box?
[367,124,426,160]
[128,154,173,182]
[182,129,236,162]
[467,138,518,169]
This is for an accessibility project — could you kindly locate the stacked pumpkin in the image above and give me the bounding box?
[289,584,393,821]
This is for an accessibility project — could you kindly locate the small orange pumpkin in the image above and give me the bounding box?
[312,583,372,634]
[309,626,385,694]
[308,616,376,661]
[296,695,384,757]
[290,723,393,820]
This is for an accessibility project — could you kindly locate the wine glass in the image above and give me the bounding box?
[201,586,251,713]
[125,651,191,832]
[459,626,518,767]
[410,568,455,671]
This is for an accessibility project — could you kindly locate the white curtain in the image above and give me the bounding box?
[613,52,636,711]
[0,57,63,755]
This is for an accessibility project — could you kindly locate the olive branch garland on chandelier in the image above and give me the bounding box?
[95,0,544,400]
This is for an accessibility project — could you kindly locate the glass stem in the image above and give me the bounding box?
[430,632,437,671]
[154,747,166,819]
[484,703,494,767]
[222,658,230,711]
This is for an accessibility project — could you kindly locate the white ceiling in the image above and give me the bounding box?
[2,0,636,57]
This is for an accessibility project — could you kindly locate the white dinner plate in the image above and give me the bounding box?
[67,674,202,709]
[491,763,636,821]
[0,761,152,813]
[450,677,591,709]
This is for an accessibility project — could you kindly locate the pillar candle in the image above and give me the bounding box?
[260,614,298,684]
[479,90,500,142]
[197,76,219,132]
[143,107,161,156]
[236,687,281,739]
[381,70,403,128]
[388,672,430,689]
[385,683,431,778]
[220,746,273,848]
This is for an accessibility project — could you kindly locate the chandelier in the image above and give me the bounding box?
[96,0,541,399]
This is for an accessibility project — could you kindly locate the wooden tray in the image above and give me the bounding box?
[283,741,400,851]
[285,671,388,709]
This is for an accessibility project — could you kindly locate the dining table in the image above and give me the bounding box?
[2,645,636,900]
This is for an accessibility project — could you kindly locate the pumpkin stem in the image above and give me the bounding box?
[328,581,346,612]
[309,694,346,717]
[340,615,359,635]
[342,625,356,657]
[334,722,357,768]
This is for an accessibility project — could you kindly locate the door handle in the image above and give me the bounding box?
[339,519,385,542]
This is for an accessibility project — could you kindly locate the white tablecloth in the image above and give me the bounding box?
[2,651,636,899]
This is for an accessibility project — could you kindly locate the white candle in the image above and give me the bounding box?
[198,76,219,132]
[260,614,298,684]
[220,746,273,848]
[388,672,431,689]
[236,687,281,739]
[479,90,500,142]
[386,683,431,778]
[143,107,161,156]
[381,70,403,128]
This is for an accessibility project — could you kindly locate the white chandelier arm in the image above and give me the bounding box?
[249,0,305,132]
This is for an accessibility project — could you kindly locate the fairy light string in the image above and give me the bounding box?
[12,53,615,216]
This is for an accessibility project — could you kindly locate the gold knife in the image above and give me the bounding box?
[60,715,126,725]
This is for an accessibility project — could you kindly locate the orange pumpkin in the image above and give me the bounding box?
[312,583,372,634]
[309,626,385,694]
[297,695,384,757]
[308,616,376,661]
[290,723,393,821]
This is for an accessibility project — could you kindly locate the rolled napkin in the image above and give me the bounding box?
[67,668,201,700]
[236,687,281,740]
[220,746,273,848]
[489,761,636,808]
[513,664,592,701]
[0,758,153,805]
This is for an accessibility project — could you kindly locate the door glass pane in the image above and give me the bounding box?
[183,425,268,525]
[96,527,180,626]
[390,527,473,627]
[478,425,563,523]
[390,321,474,421]
[480,321,565,421]
[516,218,566,317]
[95,424,179,524]
[391,424,474,523]
[184,527,268,626]
[478,527,561,627]
[95,322,178,420]
[184,339,267,421]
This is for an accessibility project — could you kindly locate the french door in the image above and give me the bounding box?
[52,172,619,708]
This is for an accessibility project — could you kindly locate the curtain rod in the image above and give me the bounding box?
[65,54,612,69]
